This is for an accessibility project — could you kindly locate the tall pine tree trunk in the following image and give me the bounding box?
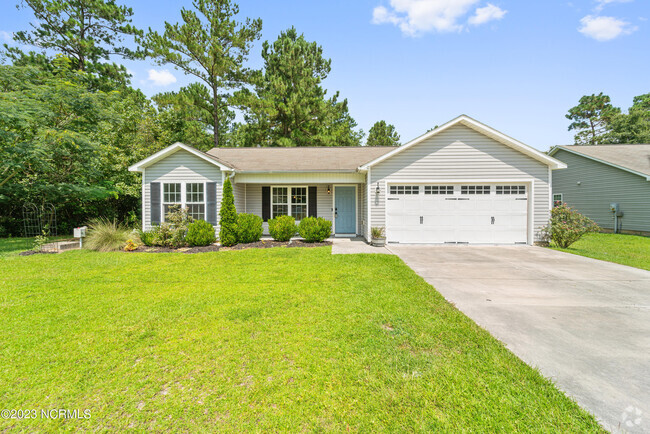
[212,85,220,148]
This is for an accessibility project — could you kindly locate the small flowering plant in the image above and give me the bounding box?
[542,203,599,248]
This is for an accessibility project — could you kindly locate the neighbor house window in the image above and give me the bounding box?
[186,183,205,220]
[553,193,563,207]
[163,183,182,217]
[271,186,308,220]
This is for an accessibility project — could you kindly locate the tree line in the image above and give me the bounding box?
[566,92,650,145]
[0,0,400,236]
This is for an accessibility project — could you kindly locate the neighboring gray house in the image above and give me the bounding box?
[549,144,650,235]
[129,115,565,245]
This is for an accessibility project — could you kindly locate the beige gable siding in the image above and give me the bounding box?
[552,149,650,232]
[143,149,222,230]
[370,124,551,241]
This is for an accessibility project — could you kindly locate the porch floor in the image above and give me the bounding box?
[330,237,392,255]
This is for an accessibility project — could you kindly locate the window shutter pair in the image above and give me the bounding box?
[150,182,217,226]
[261,186,318,221]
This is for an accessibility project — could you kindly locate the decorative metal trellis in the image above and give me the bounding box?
[22,202,57,237]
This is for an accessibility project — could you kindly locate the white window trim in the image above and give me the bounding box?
[553,193,563,205]
[161,181,207,222]
[270,185,309,221]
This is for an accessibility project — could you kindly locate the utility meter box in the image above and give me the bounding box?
[610,203,619,213]
[74,226,87,238]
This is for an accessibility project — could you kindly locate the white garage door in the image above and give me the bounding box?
[386,184,528,244]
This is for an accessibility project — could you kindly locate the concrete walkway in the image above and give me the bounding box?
[389,245,650,433]
[331,237,392,255]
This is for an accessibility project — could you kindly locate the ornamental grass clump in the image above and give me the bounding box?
[85,218,132,252]
[544,203,599,248]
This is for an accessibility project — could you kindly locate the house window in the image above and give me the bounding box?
[389,185,420,195]
[291,187,307,220]
[424,186,454,195]
[162,182,207,222]
[496,185,526,195]
[461,185,491,195]
[186,183,205,220]
[553,193,563,207]
[163,183,182,218]
[272,186,308,220]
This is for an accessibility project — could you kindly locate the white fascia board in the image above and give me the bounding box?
[359,115,567,170]
[128,142,233,172]
[549,146,650,181]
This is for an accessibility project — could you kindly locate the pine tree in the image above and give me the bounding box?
[234,27,362,147]
[219,178,238,246]
[141,0,262,148]
[366,121,400,147]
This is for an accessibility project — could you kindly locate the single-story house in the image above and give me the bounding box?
[549,144,650,235]
[129,115,566,245]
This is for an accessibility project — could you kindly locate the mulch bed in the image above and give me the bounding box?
[129,239,331,254]
[18,250,59,256]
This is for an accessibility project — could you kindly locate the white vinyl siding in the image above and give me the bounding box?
[233,182,246,213]
[370,124,551,243]
[143,149,222,230]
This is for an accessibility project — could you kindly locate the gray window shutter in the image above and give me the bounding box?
[151,182,161,225]
[308,186,317,218]
[206,182,217,225]
[262,186,271,221]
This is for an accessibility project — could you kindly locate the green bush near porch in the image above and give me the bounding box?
[298,217,331,242]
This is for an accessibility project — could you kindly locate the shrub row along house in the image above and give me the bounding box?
[129,115,566,245]
[550,144,650,236]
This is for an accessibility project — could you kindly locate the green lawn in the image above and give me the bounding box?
[0,236,70,258]
[0,240,602,432]
[551,232,650,271]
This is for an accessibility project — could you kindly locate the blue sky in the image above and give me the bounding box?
[1,0,648,151]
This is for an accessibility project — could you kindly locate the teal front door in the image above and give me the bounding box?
[335,186,356,234]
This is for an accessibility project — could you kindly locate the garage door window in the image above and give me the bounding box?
[390,185,420,195]
[496,185,526,195]
[461,185,490,195]
[424,186,454,195]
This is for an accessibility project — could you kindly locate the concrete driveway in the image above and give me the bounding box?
[389,245,650,433]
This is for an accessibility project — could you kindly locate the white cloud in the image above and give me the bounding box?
[595,0,633,12]
[468,3,507,25]
[0,31,13,43]
[578,15,637,40]
[147,69,177,86]
[372,0,481,35]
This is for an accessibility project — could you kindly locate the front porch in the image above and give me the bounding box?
[231,181,367,238]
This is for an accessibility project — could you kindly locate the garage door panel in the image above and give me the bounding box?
[386,184,528,245]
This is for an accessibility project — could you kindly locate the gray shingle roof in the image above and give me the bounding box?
[206,146,395,172]
[556,144,650,177]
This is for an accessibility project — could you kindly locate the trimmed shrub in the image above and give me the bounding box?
[237,213,263,244]
[543,203,599,248]
[268,215,297,242]
[85,218,131,252]
[298,217,332,242]
[219,178,238,247]
[186,220,217,246]
[138,230,157,247]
